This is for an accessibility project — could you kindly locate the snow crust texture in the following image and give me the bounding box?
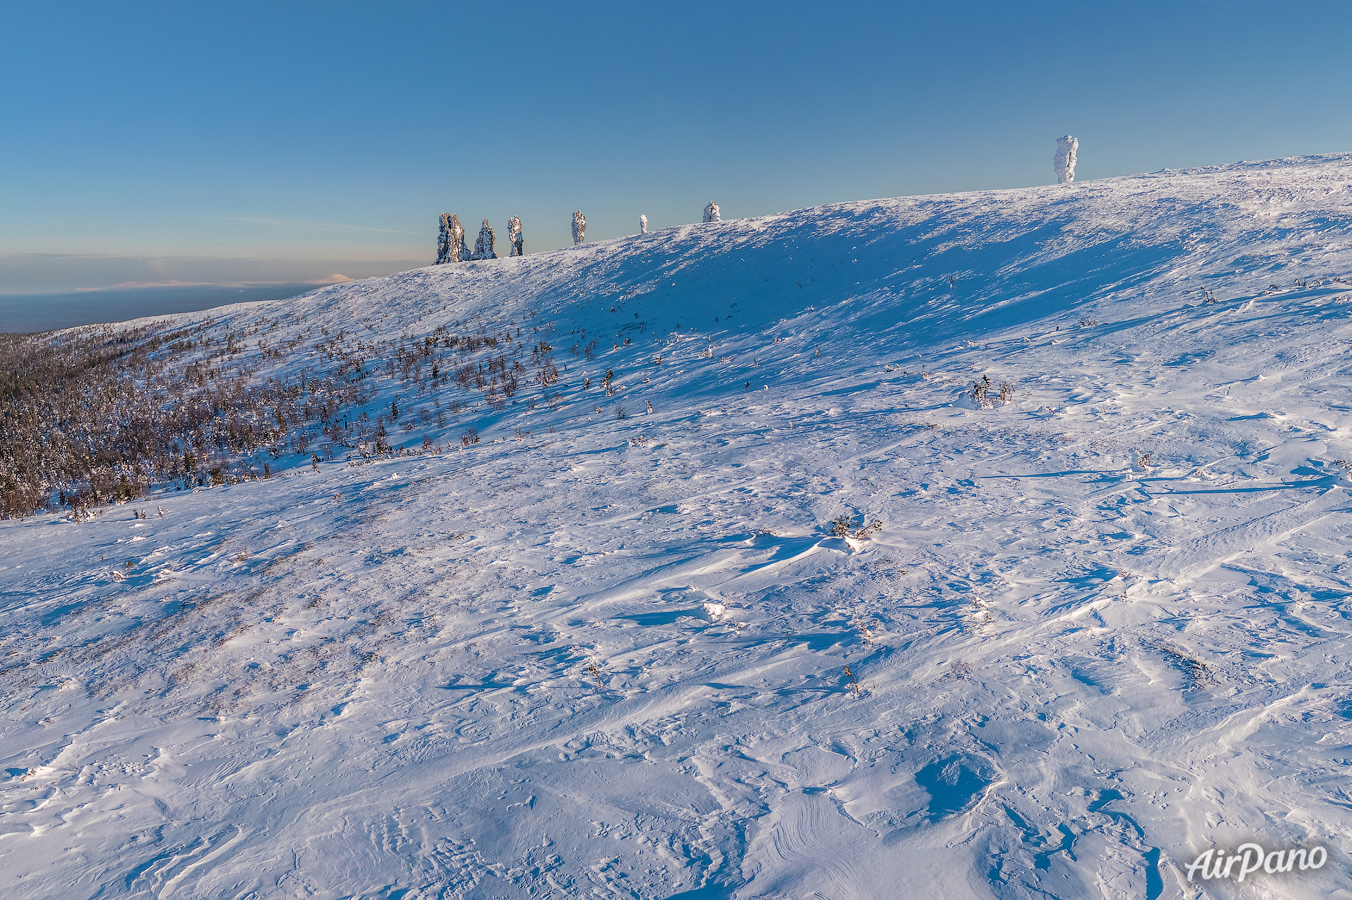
[7,155,1352,899]
[1056,135,1078,184]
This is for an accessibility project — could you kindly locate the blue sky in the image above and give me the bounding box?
[4,0,1351,294]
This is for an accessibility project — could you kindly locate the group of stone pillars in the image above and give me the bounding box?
[437,202,723,263]
[636,202,716,235]
[437,139,1076,264]
[436,214,523,264]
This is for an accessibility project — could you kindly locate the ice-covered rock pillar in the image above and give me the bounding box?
[703,201,720,223]
[436,213,452,264]
[507,216,522,257]
[448,214,466,262]
[471,219,497,260]
[639,214,647,235]
[438,213,465,262]
[1055,135,1078,184]
[572,211,586,246]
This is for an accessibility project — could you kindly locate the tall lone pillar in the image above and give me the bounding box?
[508,216,523,257]
[639,214,648,235]
[1055,136,1078,185]
[572,211,586,246]
[703,201,720,223]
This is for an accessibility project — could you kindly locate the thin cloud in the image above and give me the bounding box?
[72,277,354,292]
[74,280,209,292]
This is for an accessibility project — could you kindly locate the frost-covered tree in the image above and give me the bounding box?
[639,214,648,235]
[572,211,586,246]
[436,213,453,264]
[507,216,523,257]
[703,201,720,223]
[1055,136,1078,184]
[471,219,497,260]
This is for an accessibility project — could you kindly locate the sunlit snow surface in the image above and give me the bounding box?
[6,156,1352,898]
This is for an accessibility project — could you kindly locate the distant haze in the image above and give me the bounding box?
[0,283,330,333]
[0,254,420,297]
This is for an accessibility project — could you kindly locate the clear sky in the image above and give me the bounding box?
[4,0,1351,294]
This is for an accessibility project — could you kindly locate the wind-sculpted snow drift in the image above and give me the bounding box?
[6,155,1352,899]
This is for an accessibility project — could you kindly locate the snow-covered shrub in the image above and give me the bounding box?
[1055,136,1078,184]
[507,216,523,257]
[639,214,648,234]
[572,211,586,245]
[830,514,882,539]
[703,201,720,223]
[843,665,862,697]
[471,219,497,260]
[969,375,1015,407]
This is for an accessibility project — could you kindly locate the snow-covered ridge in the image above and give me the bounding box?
[5,154,1352,898]
[200,153,1352,366]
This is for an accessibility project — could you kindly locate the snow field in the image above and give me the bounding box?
[5,155,1352,897]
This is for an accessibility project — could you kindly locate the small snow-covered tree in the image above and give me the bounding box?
[639,214,648,235]
[1055,136,1078,184]
[436,213,453,264]
[471,219,497,260]
[572,210,586,246]
[507,216,523,257]
[703,201,720,223]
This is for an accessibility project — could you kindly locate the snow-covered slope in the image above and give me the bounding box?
[7,155,1352,899]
